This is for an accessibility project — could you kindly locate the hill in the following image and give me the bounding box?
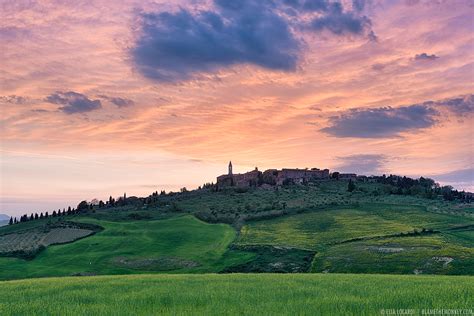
[0,216,252,280]
[0,179,472,280]
[0,214,9,227]
[0,274,472,315]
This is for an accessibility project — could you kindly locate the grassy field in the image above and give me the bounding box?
[0,215,253,280]
[238,204,470,249]
[312,234,474,274]
[237,203,474,274]
[0,274,472,315]
[174,181,474,219]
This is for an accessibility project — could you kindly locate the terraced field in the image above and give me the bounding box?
[0,222,99,259]
[0,231,44,254]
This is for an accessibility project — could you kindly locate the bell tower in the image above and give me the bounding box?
[228,161,233,175]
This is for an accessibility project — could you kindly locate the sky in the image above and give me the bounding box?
[1,0,473,216]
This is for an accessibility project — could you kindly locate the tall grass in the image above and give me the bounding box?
[0,274,472,315]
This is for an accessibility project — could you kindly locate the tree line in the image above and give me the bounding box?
[8,175,472,226]
[372,174,473,202]
[9,206,78,225]
[8,192,132,225]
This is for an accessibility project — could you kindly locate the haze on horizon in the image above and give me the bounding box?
[1,0,473,216]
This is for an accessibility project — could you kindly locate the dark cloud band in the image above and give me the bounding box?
[321,95,473,138]
[45,91,101,114]
[132,0,374,82]
[415,53,439,61]
[98,95,135,107]
[336,154,387,174]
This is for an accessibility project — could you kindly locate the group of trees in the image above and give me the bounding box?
[8,193,132,226]
[143,190,168,205]
[372,174,472,202]
[6,189,186,226]
[9,206,79,225]
[79,193,132,211]
[329,173,471,203]
[200,182,216,190]
[347,179,356,192]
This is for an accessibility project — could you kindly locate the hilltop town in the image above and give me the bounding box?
[217,161,356,189]
[216,162,473,201]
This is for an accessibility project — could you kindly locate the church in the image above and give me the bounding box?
[216,161,261,189]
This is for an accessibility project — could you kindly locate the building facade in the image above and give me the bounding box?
[217,162,332,189]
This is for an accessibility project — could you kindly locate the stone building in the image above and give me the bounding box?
[339,173,357,180]
[217,162,330,189]
[276,168,329,185]
[216,162,261,189]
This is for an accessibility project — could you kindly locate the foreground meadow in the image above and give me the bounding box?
[0,274,472,315]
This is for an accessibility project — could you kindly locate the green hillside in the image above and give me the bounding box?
[237,204,474,274]
[0,274,472,315]
[0,216,252,280]
[1,180,473,279]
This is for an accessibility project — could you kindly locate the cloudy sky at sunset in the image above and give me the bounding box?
[1,0,473,216]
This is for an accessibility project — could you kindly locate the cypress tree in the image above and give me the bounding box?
[348,179,356,192]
